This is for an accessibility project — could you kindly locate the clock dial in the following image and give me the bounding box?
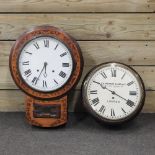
[82,62,145,123]
[18,36,73,92]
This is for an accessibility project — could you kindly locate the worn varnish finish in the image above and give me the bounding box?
[0,0,155,112]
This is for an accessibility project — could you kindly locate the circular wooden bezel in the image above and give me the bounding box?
[10,25,83,99]
[82,62,145,125]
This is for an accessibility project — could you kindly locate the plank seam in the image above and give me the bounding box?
[0,12,154,14]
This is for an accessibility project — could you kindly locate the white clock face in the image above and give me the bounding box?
[18,36,73,92]
[84,63,144,121]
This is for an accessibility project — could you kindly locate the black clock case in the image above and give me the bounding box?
[81,62,146,125]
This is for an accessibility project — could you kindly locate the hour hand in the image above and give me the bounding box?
[35,62,47,84]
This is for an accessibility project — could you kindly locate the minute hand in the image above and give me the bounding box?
[35,62,47,85]
[100,85,127,101]
[112,92,127,101]
[100,84,114,94]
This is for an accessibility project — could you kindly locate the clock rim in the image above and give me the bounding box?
[82,62,145,125]
[10,25,83,99]
[17,36,74,92]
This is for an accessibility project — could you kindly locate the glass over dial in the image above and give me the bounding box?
[18,36,73,92]
[83,63,144,122]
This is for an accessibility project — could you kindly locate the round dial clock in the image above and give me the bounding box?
[18,36,73,92]
[10,26,83,127]
[82,62,145,124]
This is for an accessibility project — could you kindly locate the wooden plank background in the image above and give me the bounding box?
[0,0,155,112]
[0,14,155,40]
[0,0,155,13]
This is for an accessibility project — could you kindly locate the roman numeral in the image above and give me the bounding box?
[62,63,69,67]
[111,68,116,77]
[111,109,115,117]
[24,69,32,77]
[121,72,126,79]
[60,52,67,57]
[43,80,47,87]
[59,71,66,78]
[92,97,99,106]
[54,79,58,84]
[33,42,39,49]
[54,43,59,50]
[121,108,126,114]
[93,81,100,85]
[44,39,49,47]
[22,61,29,65]
[90,90,97,94]
[99,105,106,113]
[25,51,32,55]
[126,99,135,107]
[127,81,134,86]
[129,91,137,95]
[32,77,37,84]
[101,72,107,79]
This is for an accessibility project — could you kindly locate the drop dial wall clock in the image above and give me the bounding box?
[10,25,83,127]
[82,62,145,125]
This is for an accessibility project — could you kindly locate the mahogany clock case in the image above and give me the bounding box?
[9,26,84,127]
[82,62,146,125]
[9,25,84,100]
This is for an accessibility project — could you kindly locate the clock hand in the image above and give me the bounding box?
[112,91,135,107]
[35,62,47,85]
[100,84,114,93]
[100,84,127,101]
[112,92,127,101]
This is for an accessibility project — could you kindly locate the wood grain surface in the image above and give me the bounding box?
[0,0,155,112]
[0,14,155,40]
[1,41,155,66]
[0,0,155,12]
